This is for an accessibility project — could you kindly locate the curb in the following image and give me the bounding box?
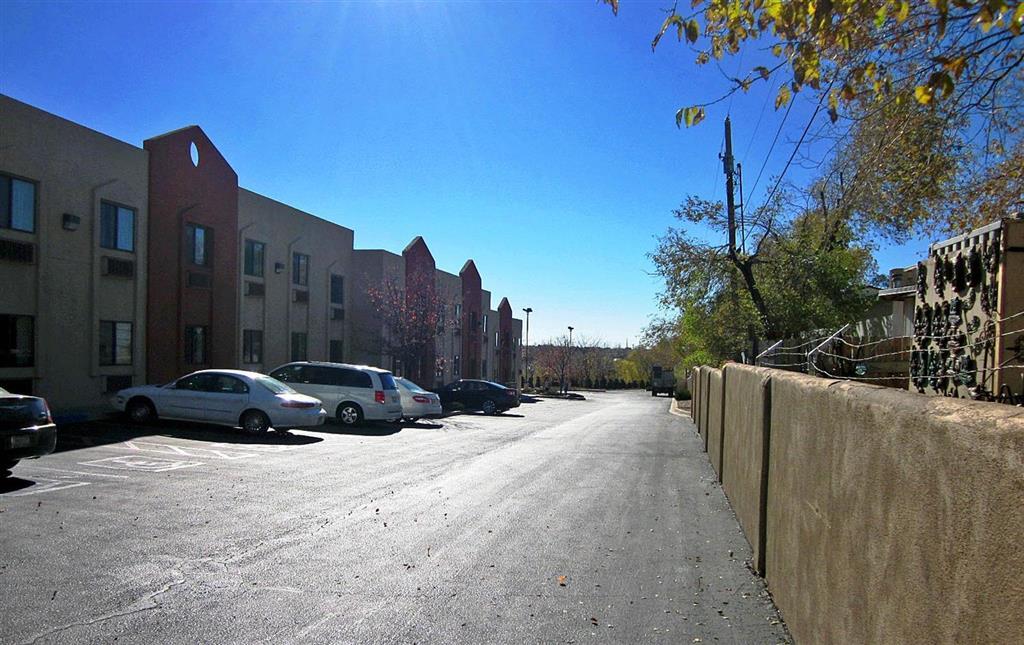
[668,398,691,418]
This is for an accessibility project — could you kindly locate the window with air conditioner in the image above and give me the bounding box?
[0,174,36,233]
[100,201,135,252]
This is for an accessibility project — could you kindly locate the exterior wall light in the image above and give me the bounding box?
[62,213,81,231]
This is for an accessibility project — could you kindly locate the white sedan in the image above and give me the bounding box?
[395,377,443,421]
[111,369,326,433]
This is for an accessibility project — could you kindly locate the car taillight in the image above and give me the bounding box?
[40,400,53,424]
[375,390,385,404]
[281,400,317,409]
[413,395,430,403]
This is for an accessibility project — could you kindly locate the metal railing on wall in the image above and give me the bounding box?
[754,309,1024,402]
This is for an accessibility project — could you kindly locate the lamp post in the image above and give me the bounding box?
[522,307,533,387]
[566,326,574,394]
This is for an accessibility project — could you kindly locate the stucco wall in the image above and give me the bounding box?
[764,369,1024,644]
[721,363,772,575]
[0,95,149,413]
[706,368,725,481]
[237,188,353,372]
[698,366,711,449]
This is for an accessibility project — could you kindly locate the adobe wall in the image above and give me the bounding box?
[721,363,772,575]
[706,368,724,481]
[764,369,1024,644]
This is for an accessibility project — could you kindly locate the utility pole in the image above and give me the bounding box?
[722,116,737,259]
[522,307,532,387]
[722,117,757,362]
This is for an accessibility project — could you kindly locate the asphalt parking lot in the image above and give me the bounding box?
[0,390,788,644]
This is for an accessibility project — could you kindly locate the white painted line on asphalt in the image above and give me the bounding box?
[4,477,90,496]
[116,440,257,461]
[18,466,129,479]
[208,442,296,453]
[80,455,203,472]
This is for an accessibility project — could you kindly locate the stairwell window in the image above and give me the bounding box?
[0,314,34,368]
[330,274,344,305]
[186,224,211,266]
[292,253,309,286]
[244,240,265,277]
[291,332,308,361]
[242,329,263,364]
[0,174,36,233]
[185,325,208,364]
[100,202,135,252]
[99,321,133,366]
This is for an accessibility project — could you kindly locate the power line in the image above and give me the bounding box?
[759,97,823,211]
[744,90,793,206]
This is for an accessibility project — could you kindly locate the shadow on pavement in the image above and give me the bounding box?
[49,417,324,455]
[314,421,405,437]
[0,476,35,495]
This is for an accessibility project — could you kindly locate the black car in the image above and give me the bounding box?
[1,388,57,478]
[438,379,520,415]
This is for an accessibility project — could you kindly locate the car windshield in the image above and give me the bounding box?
[397,378,428,393]
[255,376,296,395]
[379,373,398,390]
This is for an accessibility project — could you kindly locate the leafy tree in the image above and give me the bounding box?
[604,0,1024,235]
[364,270,451,382]
[651,193,878,359]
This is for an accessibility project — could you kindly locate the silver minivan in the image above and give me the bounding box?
[269,362,403,425]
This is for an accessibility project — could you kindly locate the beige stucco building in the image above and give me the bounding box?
[237,188,354,373]
[0,95,149,416]
[2,94,525,413]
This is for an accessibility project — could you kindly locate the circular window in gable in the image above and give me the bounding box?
[189,141,200,167]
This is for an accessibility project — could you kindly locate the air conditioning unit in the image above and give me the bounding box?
[101,256,135,277]
[0,239,34,264]
[245,281,265,297]
[331,307,345,320]
[187,271,212,288]
[293,289,309,303]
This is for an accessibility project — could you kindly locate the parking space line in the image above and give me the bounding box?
[4,477,90,497]
[115,440,257,461]
[18,466,129,479]
[80,456,204,472]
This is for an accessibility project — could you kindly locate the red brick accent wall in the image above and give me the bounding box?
[403,237,437,385]
[144,127,239,384]
[460,260,482,379]
[498,298,513,383]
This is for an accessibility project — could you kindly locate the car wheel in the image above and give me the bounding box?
[481,399,497,415]
[241,410,271,433]
[336,403,362,426]
[127,398,156,424]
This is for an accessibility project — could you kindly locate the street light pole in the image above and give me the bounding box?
[522,307,533,387]
[566,326,574,394]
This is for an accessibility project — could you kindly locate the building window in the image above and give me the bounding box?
[185,325,208,364]
[482,359,488,379]
[453,354,460,376]
[455,303,462,320]
[0,314,34,368]
[0,174,36,233]
[243,329,263,364]
[244,240,265,277]
[482,314,489,334]
[186,224,211,267]
[329,339,344,362]
[291,332,308,361]
[98,321,133,366]
[292,252,309,286]
[330,274,344,305]
[495,331,499,346]
[100,202,135,252]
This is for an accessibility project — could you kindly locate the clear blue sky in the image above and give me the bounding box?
[0,1,927,345]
